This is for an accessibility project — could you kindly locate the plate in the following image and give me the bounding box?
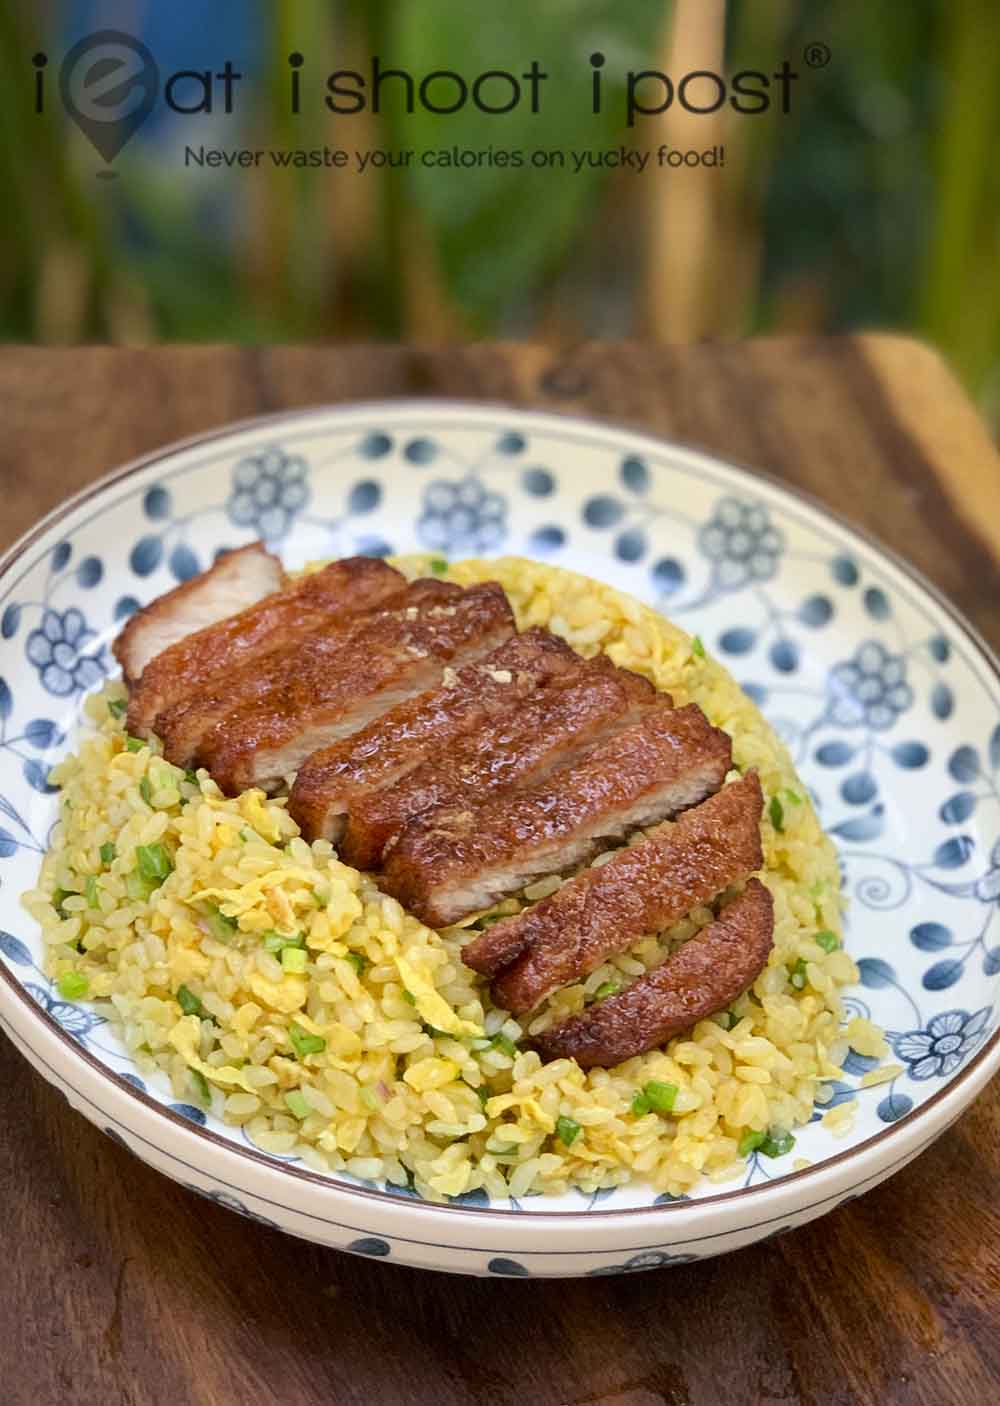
[1,401,997,1276]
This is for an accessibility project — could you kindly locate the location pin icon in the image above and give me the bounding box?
[60,29,159,164]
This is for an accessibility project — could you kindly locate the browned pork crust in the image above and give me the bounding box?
[288,628,581,844]
[156,577,463,768]
[380,701,732,928]
[113,541,285,686]
[340,656,657,871]
[477,771,764,1011]
[199,581,516,794]
[126,556,406,736]
[531,878,774,1068]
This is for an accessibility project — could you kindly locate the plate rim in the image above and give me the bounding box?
[1,396,998,1225]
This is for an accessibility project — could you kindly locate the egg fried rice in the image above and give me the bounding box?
[22,556,886,1201]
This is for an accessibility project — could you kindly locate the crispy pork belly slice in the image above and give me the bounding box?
[126,557,407,737]
[380,701,732,928]
[157,577,461,767]
[200,581,517,795]
[288,627,580,844]
[482,772,764,1010]
[531,878,774,1068]
[341,659,658,871]
[113,542,284,685]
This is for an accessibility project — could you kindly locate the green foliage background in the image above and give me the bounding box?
[1,1,997,425]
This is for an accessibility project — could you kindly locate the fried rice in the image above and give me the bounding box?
[22,556,887,1201]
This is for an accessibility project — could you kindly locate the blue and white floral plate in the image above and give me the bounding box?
[1,402,998,1277]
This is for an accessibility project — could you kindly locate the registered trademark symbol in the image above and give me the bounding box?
[804,41,832,68]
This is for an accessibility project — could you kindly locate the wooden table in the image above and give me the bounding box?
[1,339,998,1406]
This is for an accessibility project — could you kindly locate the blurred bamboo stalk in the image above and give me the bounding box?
[642,0,727,340]
[106,270,156,345]
[323,4,380,332]
[246,8,296,330]
[712,0,795,337]
[402,220,470,342]
[361,0,465,340]
[919,0,1000,396]
[245,5,336,336]
[36,241,90,342]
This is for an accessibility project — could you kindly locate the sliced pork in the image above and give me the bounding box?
[199,581,516,794]
[157,578,462,767]
[380,701,732,928]
[127,557,407,737]
[288,628,581,844]
[113,541,285,685]
[531,878,774,1068]
[341,657,657,871]
[474,772,764,1011]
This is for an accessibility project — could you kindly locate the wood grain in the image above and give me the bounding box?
[0,339,998,1406]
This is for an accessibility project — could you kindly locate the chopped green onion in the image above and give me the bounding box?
[472,913,505,930]
[782,789,803,806]
[643,1080,678,1113]
[423,1024,450,1039]
[474,1085,489,1107]
[815,930,839,953]
[490,1033,517,1058]
[52,886,72,917]
[631,1092,651,1117]
[85,874,100,909]
[56,970,89,1000]
[125,868,159,902]
[190,1069,211,1106]
[345,952,365,974]
[715,1011,734,1030]
[136,843,173,883]
[769,795,785,832]
[810,880,828,899]
[591,979,621,1001]
[184,769,199,786]
[108,698,127,720]
[288,1022,326,1058]
[691,635,705,658]
[555,1115,582,1147]
[790,957,809,990]
[176,985,206,1018]
[429,557,449,575]
[401,989,417,1006]
[285,1090,310,1120]
[139,776,153,805]
[760,1130,796,1159]
[125,735,145,752]
[263,930,305,954]
[99,842,116,865]
[281,946,307,974]
[739,1129,766,1157]
[201,904,238,942]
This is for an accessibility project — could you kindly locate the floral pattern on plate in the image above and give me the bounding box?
[0,403,997,1271]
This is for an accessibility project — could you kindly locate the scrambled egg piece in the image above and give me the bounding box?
[248,971,308,1013]
[240,790,283,843]
[396,953,482,1040]
[168,1016,259,1094]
